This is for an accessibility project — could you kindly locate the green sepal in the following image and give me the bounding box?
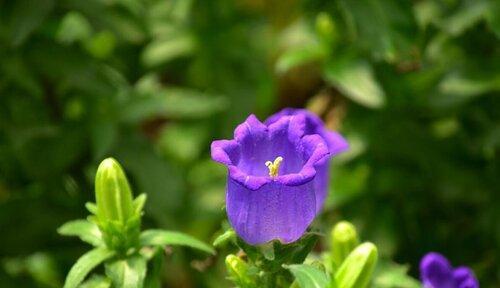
[98,215,141,254]
[213,229,236,248]
[334,242,378,288]
[236,231,320,273]
[85,202,98,215]
[133,194,147,216]
[104,253,147,288]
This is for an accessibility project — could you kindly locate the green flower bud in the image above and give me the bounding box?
[95,158,134,224]
[94,158,140,253]
[331,221,360,271]
[334,242,378,288]
[225,254,255,288]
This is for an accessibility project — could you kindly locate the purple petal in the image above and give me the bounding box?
[264,108,349,155]
[420,252,455,288]
[453,267,479,288]
[265,108,348,212]
[226,178,316,245]
[212,112,337,244]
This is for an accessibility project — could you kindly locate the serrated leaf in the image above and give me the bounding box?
[63,248,115,288]
[324,58,385,109]
[139,229,215,255]
[105,254,147,288]
[58,220,103,247]
[285,264,329,288]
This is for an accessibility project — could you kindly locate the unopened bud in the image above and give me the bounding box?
[94,158,140,252]
[95,158,134,224]
[225,254,255,288]
[331,221,359,270]
[334,242,378,288]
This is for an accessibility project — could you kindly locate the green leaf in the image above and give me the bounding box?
[486,0,500,38]
[324,58,385,109]
[58,220,103,247]
[105,254,147,288]
[141,33,196,67]
[56,11,93,44]
[373,261,421,288]
[143,247,164,288]
[285,264,330,288]
[139,229,215,255]
[440,1,489,36]
[8,0,55,46]
[84,31,116,59]
[79,275,111,288]
[276,45,326,74]
[157,123,208,163]
[123,88,228,122]
[63,248,115,288]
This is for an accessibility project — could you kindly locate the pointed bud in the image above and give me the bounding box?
[94,158,140,253]
[95,158,134,224]
[334,242,378,288]
[225,254,255,288]
[331,221,359,270]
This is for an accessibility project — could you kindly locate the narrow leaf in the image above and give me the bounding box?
[58,220,103,247]
[79,275,111,288]
[64,248,115,288]
[140,229,215,255]
[285,264,329,288]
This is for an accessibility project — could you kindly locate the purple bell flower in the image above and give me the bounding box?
[265,108,349,212]
[420,252,479,288]
[211,111,347,245]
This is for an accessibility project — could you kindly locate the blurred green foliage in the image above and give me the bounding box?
[0,0,498,286]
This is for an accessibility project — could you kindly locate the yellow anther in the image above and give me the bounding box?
[265,156,283,178]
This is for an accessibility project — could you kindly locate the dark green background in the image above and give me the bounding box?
[0,0,498,286]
